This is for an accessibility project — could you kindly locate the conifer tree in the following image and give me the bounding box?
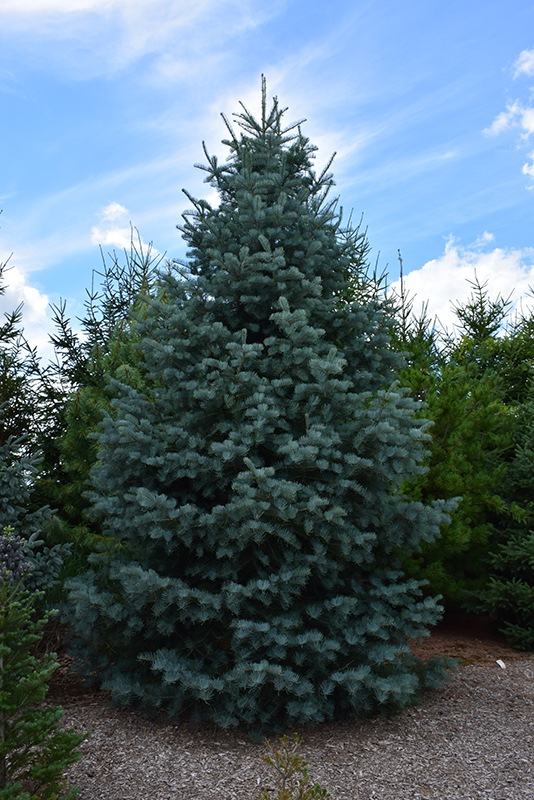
[463,392,534,650]
[390,271,512,606]
[0,527,87,800]
[66,82,453,734]
[0,258,69,602]
[0,257,46,450]
[32,234,163,577]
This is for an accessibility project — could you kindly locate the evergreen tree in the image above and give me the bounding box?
[0,527,87,800]
[0,437,66,599]
[390,271,512,606]
[0,258,46,450]
[463,393,534,650]
[462,338,534,650]
[66,83,454,734]
[0,258,69,601]
[32,234,163,576]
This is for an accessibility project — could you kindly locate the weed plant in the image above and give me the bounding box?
[257,734,330,800]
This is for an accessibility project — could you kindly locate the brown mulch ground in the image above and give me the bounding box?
[38,614,534,800]
[409,612,531,665]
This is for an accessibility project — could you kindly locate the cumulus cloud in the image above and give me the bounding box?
[484,100,534,138]
[484,101,522,135]
[523,150,534,178]
[0,256,53,360]
[472,231,495,247]
[90,202,159,269]
[91,202,133,249]
[391,237,534,335]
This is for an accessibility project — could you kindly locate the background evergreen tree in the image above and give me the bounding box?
[390,271,513,607]
[0,258,69,601]
[460,297,534,649]
[0,438,66,600]
[0,527,87,800]
[31,234,163,582]
[463,391,534,649]
[0,257,47,451]
[66,83,454,735]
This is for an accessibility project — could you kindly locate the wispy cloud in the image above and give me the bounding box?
[0,0,285,82]
[485,49,534,184]
[393,237,534,334]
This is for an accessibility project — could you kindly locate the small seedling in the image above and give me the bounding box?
[256,734,330,800]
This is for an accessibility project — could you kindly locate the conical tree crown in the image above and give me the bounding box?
[66,85,453,734]
[182,86,346,316]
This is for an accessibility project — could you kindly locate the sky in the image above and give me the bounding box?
[1,0,534,359]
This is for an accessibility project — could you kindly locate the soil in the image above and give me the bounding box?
[408,612,531,665]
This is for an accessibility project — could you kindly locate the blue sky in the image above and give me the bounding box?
[1,0,534,358]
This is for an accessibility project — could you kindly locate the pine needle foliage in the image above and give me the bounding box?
[389,270,513,606]
[0,257,70,604]
[66,81,454,734]
[463,393,534,649]
[0,528,87,800]
[31,234,164,578]
[0,258,45,450]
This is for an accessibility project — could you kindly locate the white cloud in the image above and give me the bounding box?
[90,202,160,260]
[91,202,132,248]
[0,257,54,361]
[514,49,534,78]
[0,0,282,82]
[482,99,534,138]
[523,150,534,179]
[485,57,534,184]
[391,237,534,335]
[520,106,534,137]
[101,201,129,221]
[0,1,119,10]
[484,101,523,135]
[472,231,495,247]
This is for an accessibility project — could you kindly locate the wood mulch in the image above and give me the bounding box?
[40,615,534,800]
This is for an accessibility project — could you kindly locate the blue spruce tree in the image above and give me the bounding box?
[66,82,454,734]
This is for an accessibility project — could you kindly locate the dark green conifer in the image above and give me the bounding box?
[390,271,512,606]
[66,82,453,734]
[463,388,534,650]
[0,527,87,800]
[0,259,44,450]
[0,258,69,602]
[32,234,163,577]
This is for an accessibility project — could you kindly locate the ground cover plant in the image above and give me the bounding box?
[65,81,455,736]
